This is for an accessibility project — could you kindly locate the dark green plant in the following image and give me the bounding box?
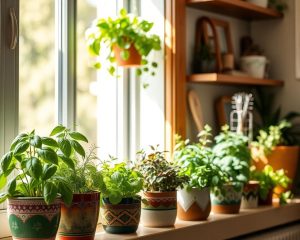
[193,43,215,73]
[254,88,300,145]
[268,0,287,13]
[174,125,225,190]
[86,8,161,77]
[136,146,188,192]
[212,125,251,190]
[0,127,73,205]
[251,165,292,205]
[99,158,143,204]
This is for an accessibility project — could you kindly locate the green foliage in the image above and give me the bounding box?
[251,165,292,205]
[136,146,188,192]
[0,127,73,205]
[212,125,251,189]
[251,120,291,160]
[174,125,226,189]
[99,159,143,204]
[268,0,287,13]
[86,8,161,77]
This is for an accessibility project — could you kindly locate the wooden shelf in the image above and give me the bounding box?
[186,0,283,20]
[187,73,284,86]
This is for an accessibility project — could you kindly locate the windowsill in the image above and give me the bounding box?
[2,199,300,240]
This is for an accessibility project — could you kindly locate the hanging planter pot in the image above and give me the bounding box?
[58,192,100,240]
[211,184,243,214]
[7,197,61,240]
[177,187,211,221]
[100,197,141,234]
[113,44,142,67]
[141,191,177,227]
[241,181,259,209]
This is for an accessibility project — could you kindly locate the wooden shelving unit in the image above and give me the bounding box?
[188,73,284,86]
[186,0,283,20]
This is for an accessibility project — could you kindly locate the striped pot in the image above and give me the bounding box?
[58,192,100,240]
[7,197,61,240]
[177,188,211,221]
[241,181,259,209]
[211,184,243,214]
[141,191,177,227]
[100,197,141,234]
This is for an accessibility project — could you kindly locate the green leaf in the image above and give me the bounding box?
[69,132,88,143]
[1,151,13,172]
[58,155,75,170]
[41,137,58,148]
[58,182,73,206]
[26,157,43,179]
[70,140,85,158]
[14,142,29,155]
[120,8,127,17]
[44,182,58,204]
[0,192,8,204]
[37,148,58,165]
[152,62,158,68]
[109,193,122,204]
[108,66,115,76]
[136,68,142,76]
[7,178,16,195]
[50,125,66,136]
[58,139,72,157]
[93,62,101,69]
[120,50,129,60]
[29,135,42,148]
[10,133,28,151]
[42,164,57,180]
[0,173,7,190]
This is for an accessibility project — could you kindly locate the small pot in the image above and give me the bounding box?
[241,181,259,209]
[141,191,177,227]
[259,188,273,206]
[211,184,243,214]
[100,197,141,234]
[177,187,211,221]
[240,55,268,78]
[58,192,100,240]
[113,44,141,67]
[7,197,61,240]
[247,0,268,8]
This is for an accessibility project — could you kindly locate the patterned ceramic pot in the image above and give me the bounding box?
[241,181,259,209]
[177,188,211,221]
[211,184,243,214]
[58,192,100,240]
[141,191,177,227]
[7,197,61,240]
[100,197,141,234]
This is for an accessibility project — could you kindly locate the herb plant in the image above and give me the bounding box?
[0,127,73,205]
[251,165,292,205]
[212,125,251,190]
[136,146,188,192]
[99,159,143,204]
[86,8,161,77]
[174,125,225,190]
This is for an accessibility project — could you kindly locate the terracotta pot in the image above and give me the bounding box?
[253,146,299,192]
[211,184,243,214]
[58,192,100,240]
[113,44,141,67]
[258,188,273,206]
[7,197,61,240]
[141,191,177,227]
[177,188,211,221]
[100,197,141,234]
[241,181,259,209]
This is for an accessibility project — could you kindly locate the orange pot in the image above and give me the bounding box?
[113,44,141,67]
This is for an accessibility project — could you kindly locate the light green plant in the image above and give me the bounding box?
[86,8,161,77]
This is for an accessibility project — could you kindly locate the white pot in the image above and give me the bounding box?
[247,0,268,8]
[240,55,268,79]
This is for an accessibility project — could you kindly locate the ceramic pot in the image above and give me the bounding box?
[258,188,273,206]
[241,181,259,209]
[211,184,243,214]
[247,0,268,8]
[7,197,61,240]
[141,191,177,227]
[177,188,211,221]
[240,55,267,78]
[113,44,141,67]
[58,192,100,240]
[100,197,141,234]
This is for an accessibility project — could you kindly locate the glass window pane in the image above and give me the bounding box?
[19,0,56,135]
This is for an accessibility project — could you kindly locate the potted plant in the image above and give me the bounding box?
[174,125,225,221]
[86,8,161,77]
[136,146,187,227]
[0,128,73,240]
[211,125,251,214]
[251,120,299,192]
[98,159,143,234]
[49,126,103,240]
[251,165,292,206]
